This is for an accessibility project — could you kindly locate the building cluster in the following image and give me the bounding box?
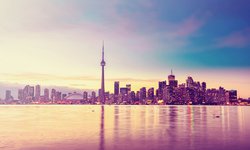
[0,72,249,105]
[100,72,246,105]
[0,85,97,104]
[1,44,248,105]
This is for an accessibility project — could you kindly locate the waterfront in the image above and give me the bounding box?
[0,105,250,150]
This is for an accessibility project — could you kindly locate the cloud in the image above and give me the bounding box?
[170,16,204,37]
[0,0,205,53]
[217,28,250,48]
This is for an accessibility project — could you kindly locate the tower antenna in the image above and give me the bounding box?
[100,41,106,104]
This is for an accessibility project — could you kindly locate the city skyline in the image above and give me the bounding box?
[0,69,241,105]
[0,0,249,98]
[0,39,245,105]
[0,70,248,100]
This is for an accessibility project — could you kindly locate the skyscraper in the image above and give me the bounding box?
[158,81,166,99]
[168,69,175,81]
[114,81,119,95]
[44,88,50,101]
[29,86,34,99]
[229,90,237,102]
[100,42,106,104]
[5,90,12,101]
[186,76,194,88]
[83,91,88,101]
[23,85,34,102]
[168,70,178,87]
[91,91,96,101]
[51,89,56,101]
[126,84,131,93]
[140,87,147,101]
[202,82,206,92]
[55,92,62,101]
[35,85,41,101]
[120,88,128,95]
[148,88,154,100]
[18,89,23,101]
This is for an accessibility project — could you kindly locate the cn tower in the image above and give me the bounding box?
[100,42,106,104]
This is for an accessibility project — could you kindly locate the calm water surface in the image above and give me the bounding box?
[0,105,250,150]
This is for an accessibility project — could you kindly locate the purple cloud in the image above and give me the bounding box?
[217,28,250,48]
[169,16,204,37]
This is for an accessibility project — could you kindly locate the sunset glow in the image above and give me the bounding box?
[0,0,249,98]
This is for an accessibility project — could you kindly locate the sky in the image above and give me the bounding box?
[0,0,249,98]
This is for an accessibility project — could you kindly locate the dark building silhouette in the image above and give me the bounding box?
[140,87,147,101]
[120,88,128,95]
[158,81,166,99]
[148,87,154,100]
[114,81,119,95]
[229,90,237,102]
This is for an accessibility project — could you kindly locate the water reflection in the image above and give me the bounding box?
[100,105,105,150]
[0,105,250,150]
[168,106,178,150]
[113,106,119,149]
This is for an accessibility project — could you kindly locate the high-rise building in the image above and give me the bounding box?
[35,85,41,100]
[105,92,110,100]
[98,89,101,98]
[168,70,178,87]
[158,81,166,99]
[148,88,154,100]
[23,85,29,100]
[156,89,159,98]
[126,84,131,93]
[83,91,88,101]
[202,82,206,92]
[218,87,226,104]
[120,88,128,95]
[159,81,167,90]
[51,89,56,100]
[197,82,201,89]
[114,81,119,95]
[168,69,175,81]
[186,76,194,88]
[163,86,170,103]
[100,42,106,104]
[136,91,140,101]
[92,91,96,100]
[23,85,34,101]
[55,91,62,101]
[44,88,49,101]
[18,89,23,101]
[140,87,147,101]
[129,91,136,102]
[5,90,12,101]
[229,90,237,102]
[29,86,35,98]
[91,91,96,104]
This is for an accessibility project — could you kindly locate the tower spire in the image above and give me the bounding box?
[100,41,106,104]
[102,40,104,61]
[171,69,173,75]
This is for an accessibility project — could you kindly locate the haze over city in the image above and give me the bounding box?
[2,1,250,150]
[0,0,249,99]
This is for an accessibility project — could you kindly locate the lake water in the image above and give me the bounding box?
[0,105,250,150]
